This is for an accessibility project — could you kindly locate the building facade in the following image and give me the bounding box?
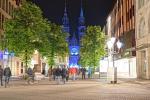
[0,0,23,76]
[0,0,21,37]
[105,0,137,78]
[106,0,135,57]
[136,0,150,79]
[62,1,85,69]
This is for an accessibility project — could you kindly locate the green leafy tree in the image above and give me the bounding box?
[39,23,68,67]
[80,26,106,71]
[4,1,50,68]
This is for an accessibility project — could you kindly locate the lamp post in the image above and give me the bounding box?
[107,37,122,84]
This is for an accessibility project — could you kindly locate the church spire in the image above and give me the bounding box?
[62,0,69,33]
[64,0,67,13]
[80,0,83,17]
[78,0,85,26]
[78,0,86,40]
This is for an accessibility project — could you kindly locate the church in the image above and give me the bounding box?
[62,0,86,69]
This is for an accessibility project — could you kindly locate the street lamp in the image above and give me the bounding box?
[107,37,122,84]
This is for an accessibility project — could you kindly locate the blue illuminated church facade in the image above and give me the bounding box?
[62,0,86,68]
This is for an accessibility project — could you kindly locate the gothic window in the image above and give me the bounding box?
[138,18,145,38]
[138,0,144,9]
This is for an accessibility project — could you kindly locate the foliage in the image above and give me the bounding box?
[4,1,69,68]
[4,1,51,67]
[79,26,106,70]
[39,23,68,66]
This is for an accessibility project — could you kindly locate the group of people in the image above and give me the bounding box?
[0,64,92,86]
[47,66,91,84]
[0,65,12,87]
[48,66,69,84]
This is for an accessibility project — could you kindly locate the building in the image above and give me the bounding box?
[0,0,21,38]
[107,0,135,57]
[62,0,85,69]
[0,0,46,76]
[104,0,136,78]
[136,0,150,79]
[0,0,23,76]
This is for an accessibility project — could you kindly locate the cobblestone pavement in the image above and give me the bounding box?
[0,79,150,100]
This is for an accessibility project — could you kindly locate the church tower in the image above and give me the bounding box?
[62,0,70,41]
[69,32,80,68]
[78,0,86,41]
[62,0,85,69]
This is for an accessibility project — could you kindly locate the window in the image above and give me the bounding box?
[6,0,8,13]
[138,0,144,9]
[132,5,135,16]
[1,15,4,29]
[149,14,150,33]
[0,13,2,29]
[9,2,11,15]
[2,0,5,10]
[138,18,146,38]
[0,0,2,8]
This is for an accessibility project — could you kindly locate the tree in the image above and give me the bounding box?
[4,1,68,69]
[39,23,68,67]
[4,1,50,68]
[80,26,106,70]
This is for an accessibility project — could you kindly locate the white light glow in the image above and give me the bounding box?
[110,37,116,44]
[117,40,122,49]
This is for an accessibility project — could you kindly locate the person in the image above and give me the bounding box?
[42,68,45,75]
[27,67,33,84]
[0,65,3,86]
[81,67,86,80]
[32,67,36,82]
[52,68,56,80]
[61,66,67,84]
[66,68,69,82]
[4,66,12,86]
[88,67,92,79]
[55,67,61,84]
[48,67,52,81]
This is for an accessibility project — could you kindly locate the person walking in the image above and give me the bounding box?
[81,67,86,80]
[48,67,52,81]
[61,66,67,84]
[55,67,61,84]
[4,66,12,87]
[0,65,3,86]
[66,68,69,82]
[88,67,92,79]
[52,68,56,81]
[27,67,33,84]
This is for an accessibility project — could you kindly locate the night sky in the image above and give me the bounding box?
[32,0,116,29]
